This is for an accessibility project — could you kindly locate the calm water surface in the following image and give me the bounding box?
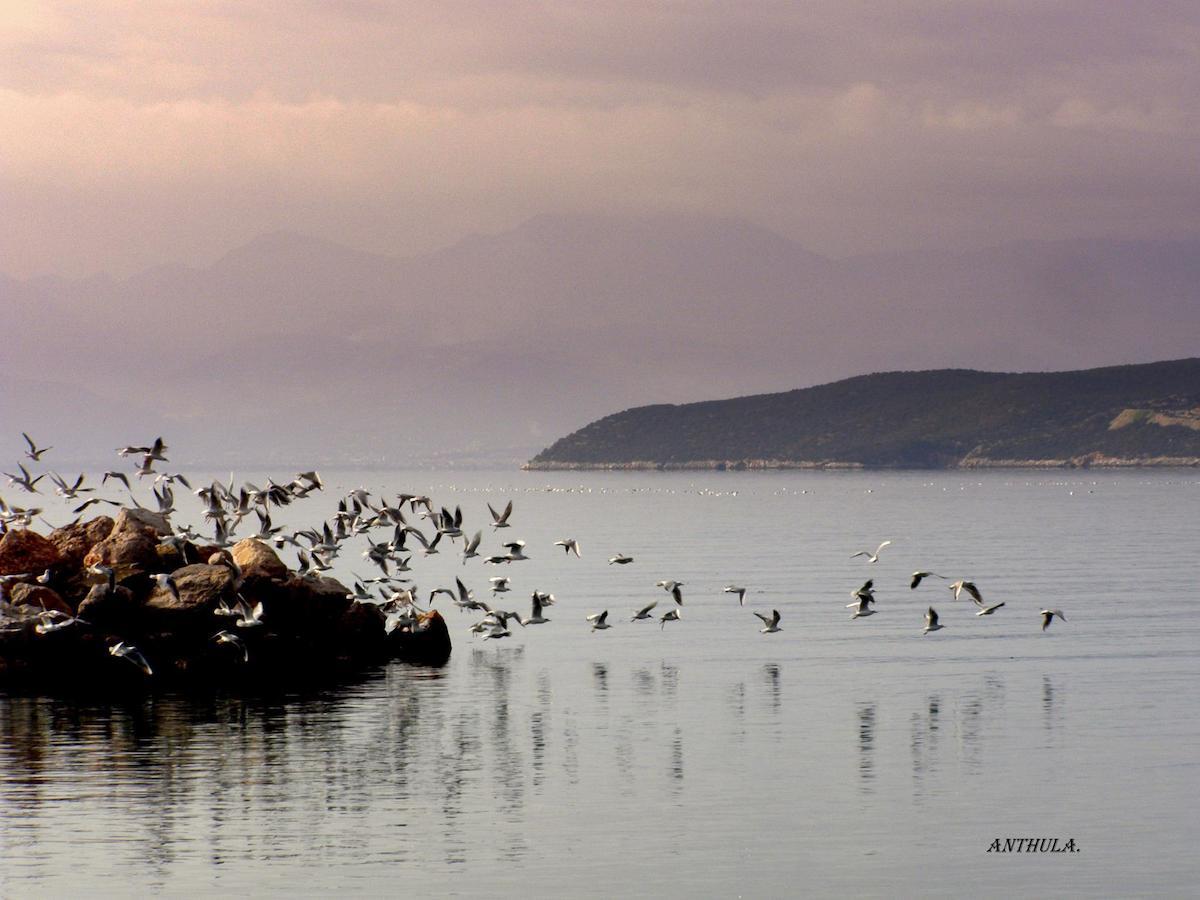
[1,469,1197,897]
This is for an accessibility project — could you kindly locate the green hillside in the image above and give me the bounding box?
[528,359,1200,469]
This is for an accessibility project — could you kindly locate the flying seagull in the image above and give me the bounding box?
[586,610,613,631]
[849,594,876,619]
[949,580,983,604]
[656,580,684,606]
[631,600,658,621]
[910,571,948,589]
[213,630,249,662]
[109,641,153,676]
[754,609,782,633]
[488,500,513,529]
[554,538,582,557]
[724,585,747,606]
[976,602,1006,616]
[851,540,891,563]
[608,553,634,565]
[22,433,51,461]
[660,608,682,629]
[152,573,181,601]
[1040,609,1067,631]
[923,606,945,634]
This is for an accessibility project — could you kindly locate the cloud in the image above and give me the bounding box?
[1,1,1198,276]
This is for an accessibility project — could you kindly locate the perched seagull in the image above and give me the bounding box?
[949,580,983,604]
[152,573,181,601]
[660,608,682,629]
[586,610,613,631]
[86,563,116,593]
[488,500,514,529]
[1040,609,1067,631]
[489,576,511,594]
[724,585,747,606]
[910,571,948,590]
[631,600,658,621]
[656,580,684,606]
[212,630,249,662]
[923,606,945,634]
[851,540,892,563]
[754,609,782,633]
[975,602,1006,616]
[849,595,876,619]
[608,553,634,565]
[109,641,153,676]
[4,464,43,493]
[21,433,51,461]
[554,538,582,558]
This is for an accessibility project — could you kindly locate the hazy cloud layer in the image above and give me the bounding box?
[3,1,1198,276]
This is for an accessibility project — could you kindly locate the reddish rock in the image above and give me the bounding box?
[9,584,73,616]
[232,538,289,581]
[115,507,173,536]
[271,575,353,635]
[48,517,114,568]
[0,529,64,578]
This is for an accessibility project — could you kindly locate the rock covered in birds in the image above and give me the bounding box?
[0,529,65,578]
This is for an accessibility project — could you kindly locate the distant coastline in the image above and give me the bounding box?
[524,455,1200,471]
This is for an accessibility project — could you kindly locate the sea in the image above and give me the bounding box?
[1,468,1197,897]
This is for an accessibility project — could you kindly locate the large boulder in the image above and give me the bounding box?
[386,610,451,665]
[116,507,173,536]
[83,509,162,573]
[0,529,64,578]
[48,517,115,568]
[8,584,73,616]
[271,575,353,636]
[143,564,235,624]
[76,584,139,628]
[231,539,289,581]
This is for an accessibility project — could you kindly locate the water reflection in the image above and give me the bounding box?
[911,694,942,799]
[857,703,876,790]
[1042,674,1063,735]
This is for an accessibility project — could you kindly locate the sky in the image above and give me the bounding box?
[3,0,1199,278]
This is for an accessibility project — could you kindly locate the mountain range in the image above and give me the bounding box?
[3,214,1198,467]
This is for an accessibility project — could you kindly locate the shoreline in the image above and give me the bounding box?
[523,454,1200,471]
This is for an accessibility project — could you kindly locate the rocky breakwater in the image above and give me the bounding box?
[0,515,450,691]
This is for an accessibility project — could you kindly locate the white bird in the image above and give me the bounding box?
[754,609,782,633]
[234,599,264,629]
[949,580,983,604]
[109,641,153,676]
[4,463,43,493]
[660,608,682,629]
[520,592,551,626]
[849,594,876,619]
[586,610,612,631]
[851,540,892,563]
[724,585,747,606]
[489,576,511,594]
[461,530,482,563]
[488,500,514,529]
[608,553,634,565]
[631,600,658,621]
[212,630,249,662]
[501,540,528,562]
[975,602,1006,616]
[554,538,581,557]
[86,563,116,593]
[152,572,181,601]
[482,622,511,640]
[1040,609,1067,631]
[656,580,684,606]
[923,606,944,634]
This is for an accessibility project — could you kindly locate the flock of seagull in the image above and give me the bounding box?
[2,432,1069,675]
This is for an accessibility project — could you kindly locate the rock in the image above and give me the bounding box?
[386,609,451,665]
[83,510,162,573]
[144,564,235,620]
[0,529,64,578]
[9,584,73,616]
[231,538,289,581]
[77,584,138,627]
[155,542,186,572]
[115,507,173,537]
[272,575,353,636]
[48,517,115,568]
